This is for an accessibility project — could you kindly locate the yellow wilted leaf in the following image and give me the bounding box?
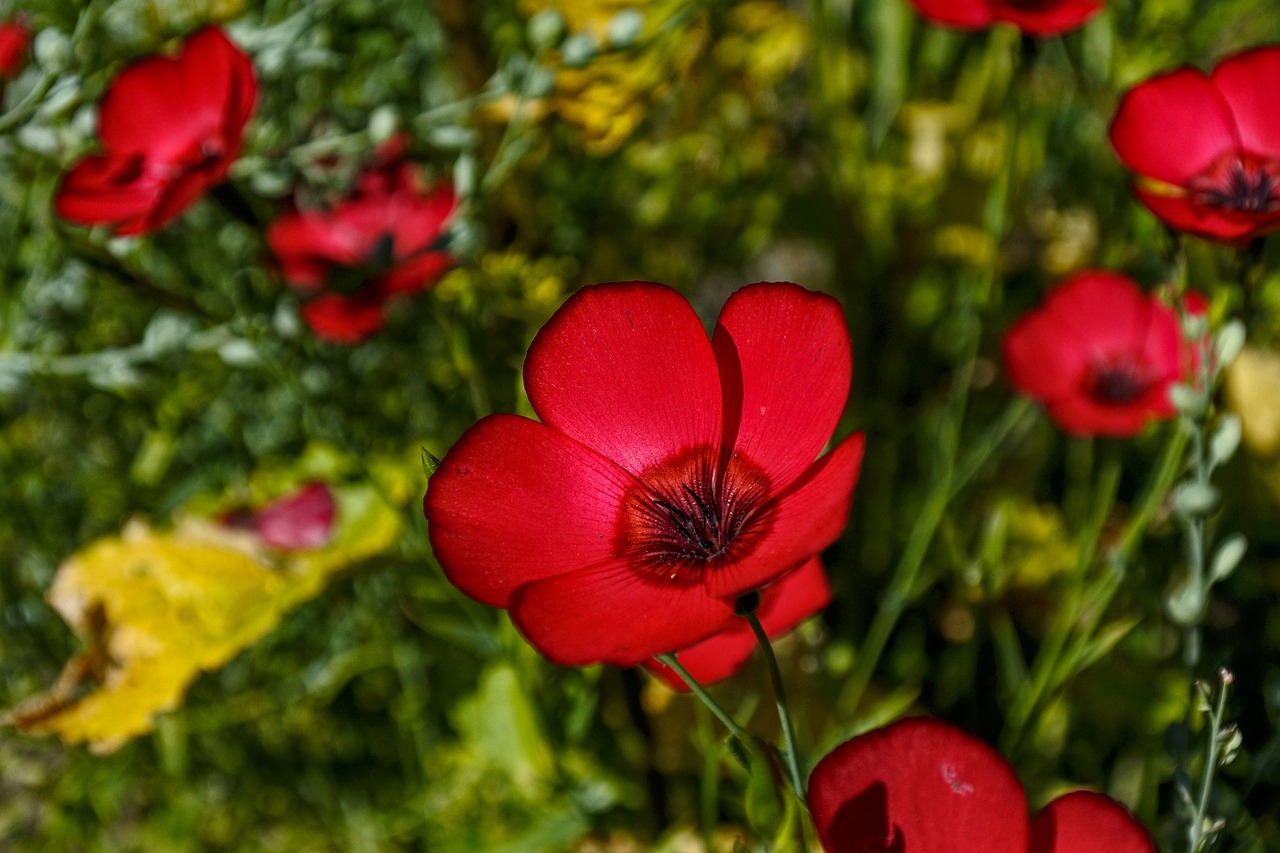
[4,481,400,753]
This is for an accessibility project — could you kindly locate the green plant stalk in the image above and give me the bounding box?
[744,611,806,804]
[654,653,751,744]
[1002,452,1122,754]
[1187,673,1232,853]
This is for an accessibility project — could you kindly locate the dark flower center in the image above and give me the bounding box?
[618,447,771,579]
[1005,0,1056,10]
[1087,354,1153,405]
[1188,152,1280,214]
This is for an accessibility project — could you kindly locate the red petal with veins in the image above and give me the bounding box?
[713,282,851,491]
[1110,67,1238,187]
[707,432,863,598]
[508,561,736,667]
[525,282,723,477]
[808,718,1028,853]
[644,557,830,690]
[425,414,639,608]
[1029,791,1156,853]
[1212,46,1280,158]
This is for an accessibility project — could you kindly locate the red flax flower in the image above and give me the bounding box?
[1002,270,1186,437]
[0,21,29,79]
[808,717,1156,853]
[908,0,1102,36]
[644,557,831,690]
[266,151,456,344]
[1111,46,1280,245]
[424,281,864,666]
[54,27,256,236]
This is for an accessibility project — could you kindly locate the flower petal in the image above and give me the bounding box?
[1134,184,1280,244]
[1211,46,1280,158]
[1110,67,1238,186]
[425,414,639,608]
[706,432,863,598]
[645,557,830,690]
[996,0,1103,35]
[301,293,386,344]
[907,0,995,28]
[1029,790,1155,853]
[251,482,336,552]
[54,155,163,227]
[524,282,722,476]
[712,282,851,491]
[508,561,736,667]
[808,717,1029,853]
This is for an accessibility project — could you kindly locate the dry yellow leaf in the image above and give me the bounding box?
[4,481,400,753]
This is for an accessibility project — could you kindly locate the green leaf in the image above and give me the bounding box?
[1208,415,1242,469]
[1171,482,1220,518]
[1168,580,1204,627]
[1209,533,1247,584]
[1213,320,1246,371]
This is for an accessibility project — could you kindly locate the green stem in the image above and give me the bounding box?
[743,611,806,803]
[654,653,750,744]
[1187,671,1233,853]
[1002,451,1122,754]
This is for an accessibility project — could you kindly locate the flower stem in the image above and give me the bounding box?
[742,610,806,803]
[654,653,750,745]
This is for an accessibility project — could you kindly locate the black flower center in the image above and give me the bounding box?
[1189,153,1280,213]
[1005,0,1055,10]
[1087,355,1152,405]
[619,447,771,579]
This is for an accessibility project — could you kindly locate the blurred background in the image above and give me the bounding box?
[3,0,1280,849]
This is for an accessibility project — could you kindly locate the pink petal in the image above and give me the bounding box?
[808,717,1029,853]
[907,0,995,28]
[995,0,1103,35]
[524,282,723,477]
[706,432,863,598]
[1029,791,1155,853]
[712,282,852,491]
[645,557,830,690]
[301,293,386,344]
[508,561,736,667]
[1110,67,1238,186]
[379,251,452,296]
[1212,46,1280,158]
[424,414,639,608]
[252,482,336,551]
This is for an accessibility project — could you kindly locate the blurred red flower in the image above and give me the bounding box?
[644,557,831,691]
[1111,46,1280,245]
[424,281,864,667]
[808,718,1155,853]
[0,21,29,79]
[222,481,336,551]
[266,152,456,344]
[54,27,257,236]
[908,0,1102,36]
[1002,270,1186,437]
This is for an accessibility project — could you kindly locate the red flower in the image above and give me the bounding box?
[644,557,831,690]
[222,482,336,551]
[1002,270,1186,437]
[808,717,1156,853]
[1111,46,1280,245]
[424,281,864,667]
[54,27,257,236]
[266,154,456,344]
[908,0,1102,36]
[0,21,29,79]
